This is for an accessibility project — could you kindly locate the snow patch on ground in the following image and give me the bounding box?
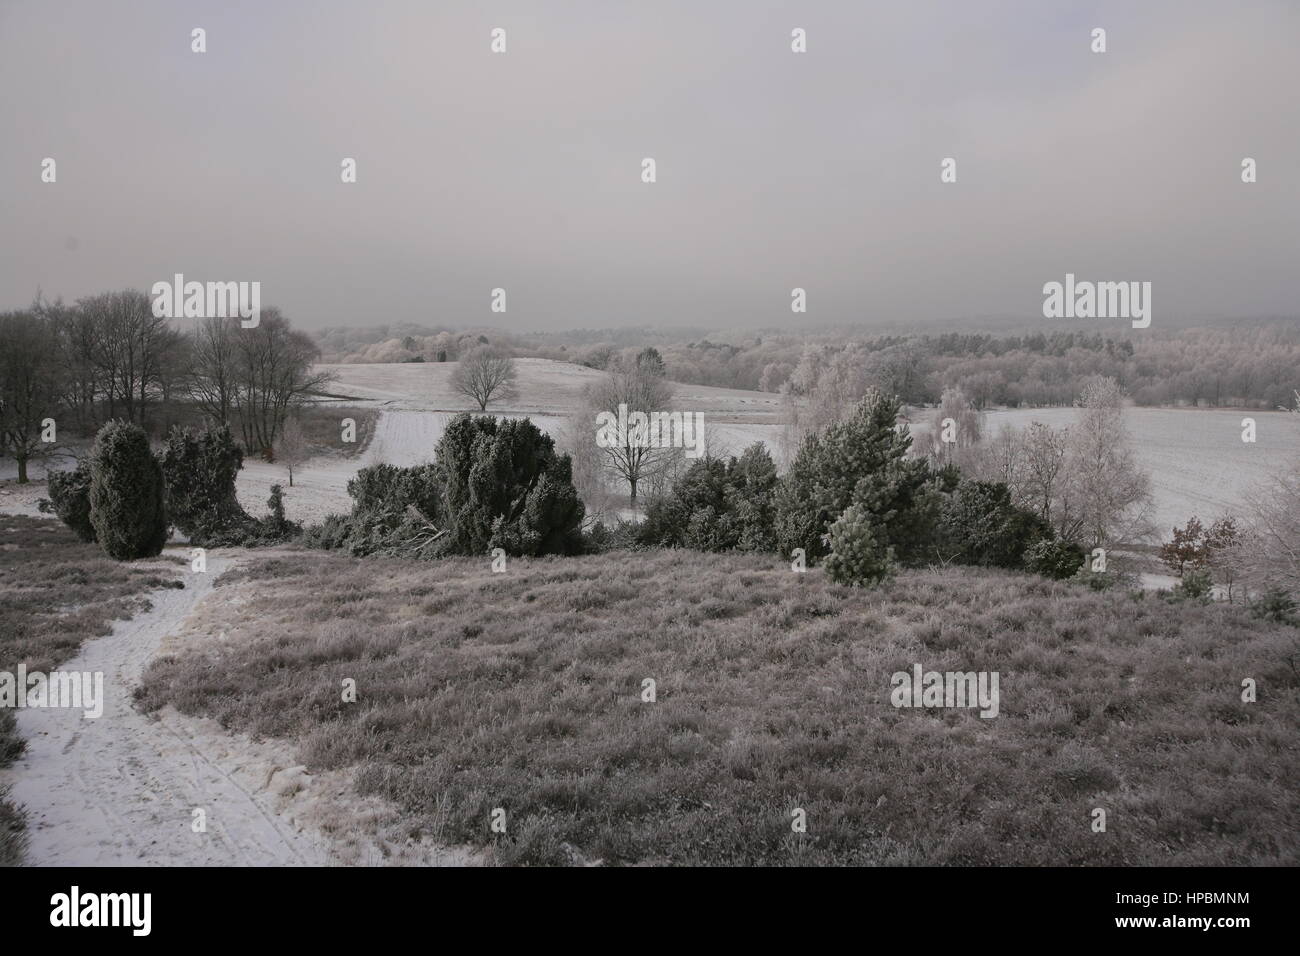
[0,480,53,519]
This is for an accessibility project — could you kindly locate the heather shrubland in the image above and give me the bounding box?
[137,546,1300,866]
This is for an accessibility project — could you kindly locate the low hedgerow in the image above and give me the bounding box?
[1176,568,1214,601]
[581,519,643,554]
[936,480,1051,570]
[1251,589,1298,626]
[303,463,444,557]
[1071,558,1138,592]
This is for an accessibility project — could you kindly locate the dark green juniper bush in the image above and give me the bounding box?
[87,421,168,561]
[306,413,583,558]
[160,424,256,545]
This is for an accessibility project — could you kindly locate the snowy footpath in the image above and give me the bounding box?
[3,553,332,866]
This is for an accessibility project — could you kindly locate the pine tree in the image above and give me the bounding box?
[937,480,1051,568]
[774,389,932,563]
[824,504,895,587]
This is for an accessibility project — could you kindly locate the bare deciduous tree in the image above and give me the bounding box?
[451,347,517,411]
[581,361,678,503]
[37,295,100,434]
[78,289,178,426]
[1062,376,1153,547]
[923,386,983,466]
[1239,462,1300,602]
[559,412,617,527]
[988,386,1151,548]
[277,416,308,487]
[1020,421,1070,528]
[0,310,65,483]
[218,306,332,455]
[189,316,239,426]
[970,422,1025,492]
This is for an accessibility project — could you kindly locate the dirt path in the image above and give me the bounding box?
[4,550,332,866]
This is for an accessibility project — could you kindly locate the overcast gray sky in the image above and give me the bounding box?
[1,0,1296,331]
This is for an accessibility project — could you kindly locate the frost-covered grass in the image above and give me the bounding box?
[137,547,1299,866]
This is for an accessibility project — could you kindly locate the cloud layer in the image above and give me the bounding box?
[1,0,1296,329]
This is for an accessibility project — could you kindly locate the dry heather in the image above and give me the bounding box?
[136,546,1300,866]
[0,515,185,865]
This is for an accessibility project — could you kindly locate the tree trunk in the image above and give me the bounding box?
[16,455,28,484]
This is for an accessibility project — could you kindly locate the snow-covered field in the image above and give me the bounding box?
[240,359,789,522]
[3,360,1291,533]
[321,358,785,425]
[265,367,1296,532]
[234,409,574,523]
[981,406,1300,536]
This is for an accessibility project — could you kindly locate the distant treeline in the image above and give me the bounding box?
[0,291,327,482]
[654,326,1300,409]
[322,319,1300,410]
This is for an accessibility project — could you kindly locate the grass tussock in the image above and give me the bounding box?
[0,514,184,865]
[136,547,1300,866]
[0,786,24,867]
